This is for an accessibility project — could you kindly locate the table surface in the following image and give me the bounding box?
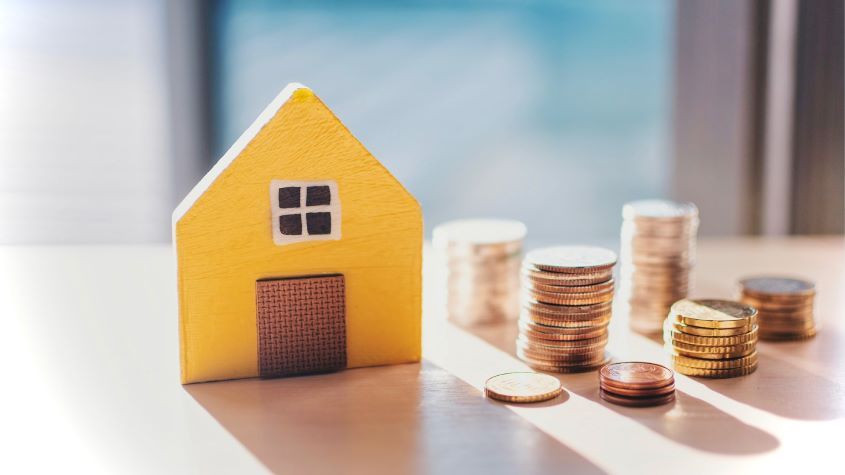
[1,237,843,474]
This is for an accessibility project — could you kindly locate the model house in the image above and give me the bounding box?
[173,84,422,384]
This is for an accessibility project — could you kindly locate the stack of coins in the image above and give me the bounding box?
[738,276,817,341]
[620,200,699,333]
[599,362,675,407]
[664,299,759,378]
[518,246,617,373]
[433,219,526,326]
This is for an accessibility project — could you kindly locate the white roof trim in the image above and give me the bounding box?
[172,82,308,225]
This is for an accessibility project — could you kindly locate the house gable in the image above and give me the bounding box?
[174,84,422,384]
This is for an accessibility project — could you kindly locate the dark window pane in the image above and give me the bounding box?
[278,187,301,208]
[306,185,331,206]
[306,212,332,235]
[279,214,302,235]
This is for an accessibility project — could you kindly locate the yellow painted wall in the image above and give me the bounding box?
[175,88,422,384]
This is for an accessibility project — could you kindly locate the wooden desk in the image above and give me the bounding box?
[1,237,843,474]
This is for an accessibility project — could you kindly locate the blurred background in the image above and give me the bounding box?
[1,0,841,244]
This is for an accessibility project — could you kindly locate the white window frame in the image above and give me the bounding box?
[270,180,341,245]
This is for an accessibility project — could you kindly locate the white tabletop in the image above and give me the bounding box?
[1,237,843,474]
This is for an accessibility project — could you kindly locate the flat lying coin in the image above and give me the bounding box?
[599,389,676,407]
[525,246,617,273]
[670,299,757,328]
[599,362,674,389]
[484,372,562,403]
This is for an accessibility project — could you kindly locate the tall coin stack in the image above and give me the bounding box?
[738,276,817,341]
[518,246,617,373]
[433,219,526,326]
[664,299,759,378]
[620,200,699,333]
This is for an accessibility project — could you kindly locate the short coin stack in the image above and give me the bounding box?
[433,219,526,326]
[518,246,617,373]
[620,200,699,334]
[738,276,817,341]
[484,372,562,404]
[599,362,675,407]
[664,299,759,378]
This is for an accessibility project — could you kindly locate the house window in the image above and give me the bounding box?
[270,180,341,245]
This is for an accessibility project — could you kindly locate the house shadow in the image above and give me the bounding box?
[467,321,780,455]
[185,361,604,475]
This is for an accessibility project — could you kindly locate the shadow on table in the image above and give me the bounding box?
[642,325,845,421]
[468,322,780,455]
[695,348,845,421]
[185,361,605,475]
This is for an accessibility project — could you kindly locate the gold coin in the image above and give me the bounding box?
[669,351,758,369]
[669,320,753,337]
[664,321,758,346]
[673,361,758,378]
[524,246,617,274]
[484,372,562,403]
[670,299,756,328]
[670,340,756,359]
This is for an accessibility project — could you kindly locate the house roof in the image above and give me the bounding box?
[172,82,307,225]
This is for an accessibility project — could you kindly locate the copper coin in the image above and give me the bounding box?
[522,311,612,329]
[518,333,609,350]
[517,344,608,362]
[599,362,674,389]
[740,295,814,311]
[601,381,676,398]
[524,299,612,316]
[522,266,613,286]
[758,328,818,341]
[524,246,617,274]
[518,320,609,341]
[518,350,611,373]
[599,389,676,407]
[527,288,614,306]
[739,276,815,299]
[524,279,615,294]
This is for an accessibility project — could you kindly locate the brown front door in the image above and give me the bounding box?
[256,274,346,378]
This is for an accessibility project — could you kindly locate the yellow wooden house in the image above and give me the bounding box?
[173,83,422,384]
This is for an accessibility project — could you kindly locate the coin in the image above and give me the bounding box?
[668,321,753,337]
[669,351,758,369]
[622,200,699,221]
[522,266,613,286]
[665,322,759,346]
[525,246,618,273]
[524,299,612,317]
[517,339,608,357]
[671,340,756,359]
[484,372,562,403]
[518,350,611,373]
[518,320,609,341]
[601,382,676,398]
[527,288,615,306]
[670,299,757,328]
[673,361,758,378]
[758,328,818,340]
[599,389,676,407]
[522,312,612,329]
[599,362,674,389]
[738,276,815,299]
[524,279,615,294]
